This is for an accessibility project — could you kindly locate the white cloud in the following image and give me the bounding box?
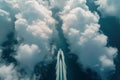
[61,0,88,14]
[0,64,18,80]
[94,0,120,18]
[50,0,67,9]
[0,0,55,78]
[15,44,42,71]
[0,63,32,80]
[61,0,117,79]
[14,0,55,72]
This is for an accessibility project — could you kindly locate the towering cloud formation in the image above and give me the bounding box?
[0,0,55,79]
[94,0,120,19]
[15,0,55,72]
[60,0,117,79]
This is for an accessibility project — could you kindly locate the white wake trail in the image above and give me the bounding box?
[56,49,67,80]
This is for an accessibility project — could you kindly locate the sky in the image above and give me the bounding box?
[0,0,120,80]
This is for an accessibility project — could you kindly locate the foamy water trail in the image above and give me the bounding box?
[56,49,67,80]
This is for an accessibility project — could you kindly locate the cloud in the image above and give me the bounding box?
[50,0,67,9]
[0,63,33,80]
[0,0,56,78]
[0,64,18,80]
[94,0,120,18]
[15,44,41,71]
[60,0,117,79]
[14,0,55,72]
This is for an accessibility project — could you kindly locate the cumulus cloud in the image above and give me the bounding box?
[0,64,18,80]
[15,44,41,71]
[94,0,120,19]
[0,63,33,80]
[60,0,117,79]
[50,0,67,9]
[1,0,55,78]
[14,0,55,72]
